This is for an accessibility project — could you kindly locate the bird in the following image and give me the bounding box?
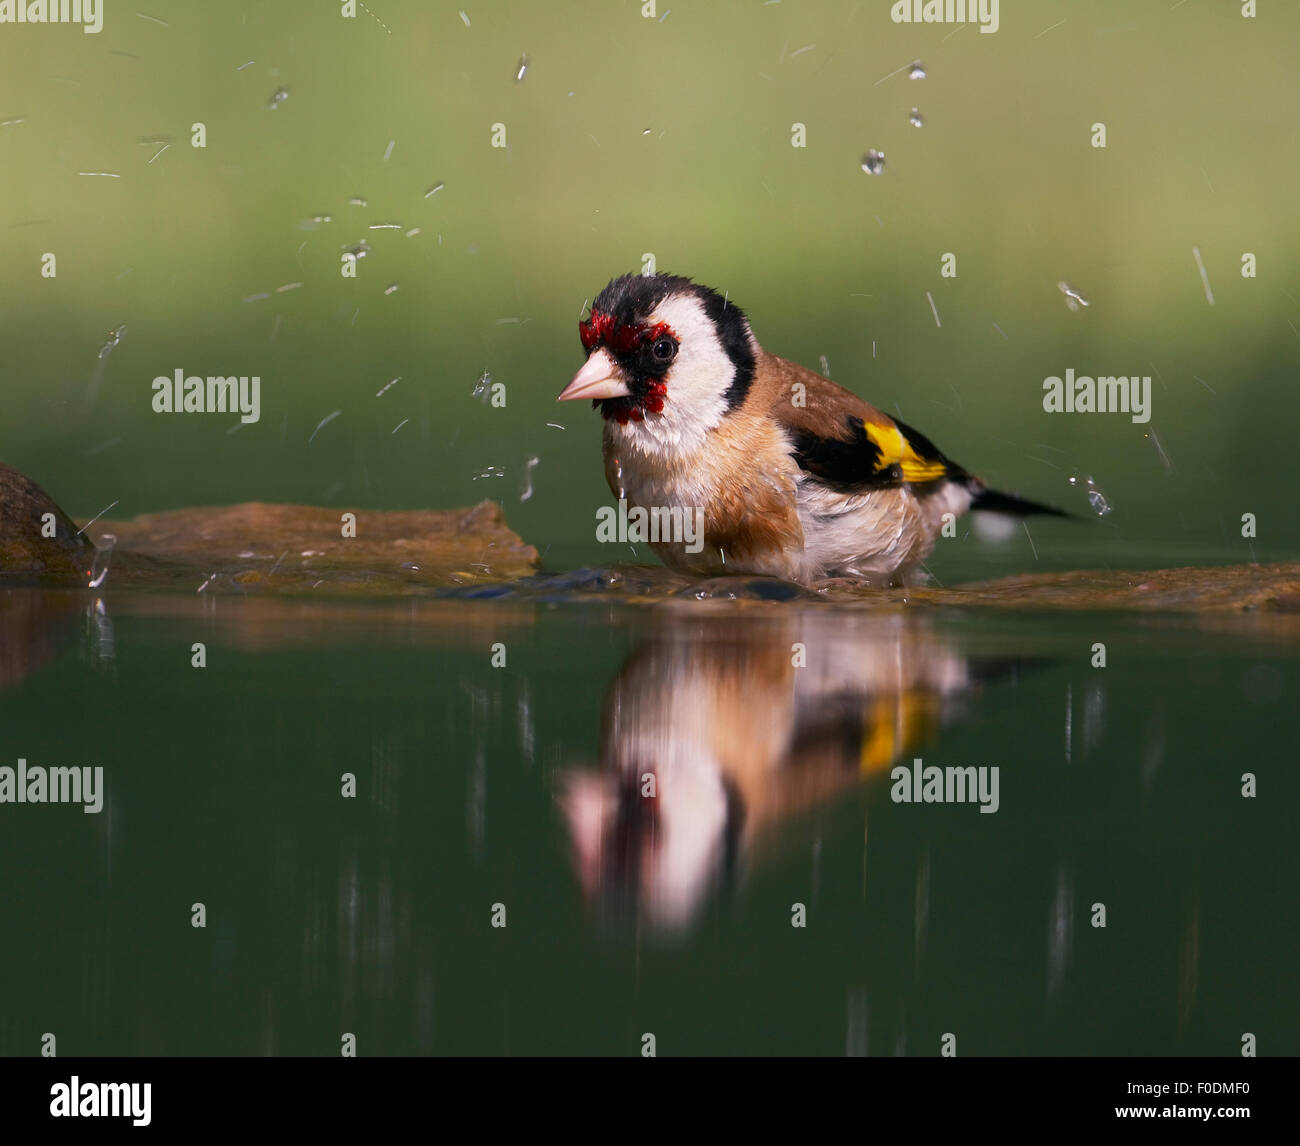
[557,273,1066,585]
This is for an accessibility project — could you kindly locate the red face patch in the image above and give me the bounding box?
[579,310,675,356]
[578,309,678,424]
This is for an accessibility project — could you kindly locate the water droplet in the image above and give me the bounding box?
[1068,473,1111,516]
[472,371,492,401]
[614,457,625,501]
[514,54,529,83]
[424,182,445,199]
[376,376,400,397]
[267,86,289,109]
[473,466,504,480]
[88,533,116,588]
[383,282,400,295]
[819,354,831,377]
[308,409,342,444]
[908,61,926,79]
[343,239,370,260]
[519,455,539,501]
[909,107,924,128]
[860,149,886,176]
[1058,281,1089,311]
[97,324,127,359]
[348,195,368,207]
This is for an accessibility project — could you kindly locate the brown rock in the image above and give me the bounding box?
[0,463,95,585]
[92,498,539,593]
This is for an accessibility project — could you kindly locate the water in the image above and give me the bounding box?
[0,591,1292,1054]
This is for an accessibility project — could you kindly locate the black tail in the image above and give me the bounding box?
[969,486,1072,519]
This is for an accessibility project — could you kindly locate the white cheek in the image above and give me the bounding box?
[611,294,742,459]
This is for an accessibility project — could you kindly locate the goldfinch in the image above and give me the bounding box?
[558,273,1064,584]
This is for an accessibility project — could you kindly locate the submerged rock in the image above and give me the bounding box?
[0,463,95,585]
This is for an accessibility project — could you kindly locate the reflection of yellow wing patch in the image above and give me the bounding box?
[864,422,949,485]
[859,692,941,777]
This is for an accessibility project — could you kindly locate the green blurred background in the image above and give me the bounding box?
[1,0,1296,577]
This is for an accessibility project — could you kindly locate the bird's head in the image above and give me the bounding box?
[557,274,756,451]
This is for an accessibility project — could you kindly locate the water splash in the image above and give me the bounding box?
[860,149,886,176]
[88,533,116,588]
[308,409,342,444]
[1058,281,1089,311]
[97,324,127,359]
[519,455,539,502]
[1143,429,1175,472]
[1068,473,1112,516]
[908,61,926,79]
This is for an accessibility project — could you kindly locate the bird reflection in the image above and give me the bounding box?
[559,611,984,933]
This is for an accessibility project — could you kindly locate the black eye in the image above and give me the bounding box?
[651,337,677,362]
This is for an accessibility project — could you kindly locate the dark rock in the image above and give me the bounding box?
[0,463,95,585]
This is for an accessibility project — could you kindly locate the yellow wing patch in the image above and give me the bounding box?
[863,422,950,485]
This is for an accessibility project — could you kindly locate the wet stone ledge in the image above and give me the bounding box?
[1,463,1296,614]
[0,463,538,593]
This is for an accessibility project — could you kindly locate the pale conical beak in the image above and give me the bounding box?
[557,349,631,402]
